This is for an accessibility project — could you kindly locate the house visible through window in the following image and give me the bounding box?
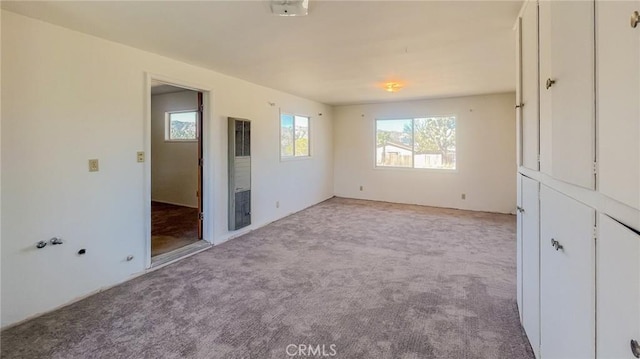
[280,113,310,158]
[376,116,456,170]
[166,110,197,141]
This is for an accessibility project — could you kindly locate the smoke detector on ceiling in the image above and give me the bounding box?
[270,0,309,16]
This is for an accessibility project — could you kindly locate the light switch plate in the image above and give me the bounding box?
[136,151,145,163]
[88,159,99,172]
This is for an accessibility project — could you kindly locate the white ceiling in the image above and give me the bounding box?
[2,1,522,106]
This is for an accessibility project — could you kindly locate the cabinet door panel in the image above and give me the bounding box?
[540,186,595,359]
[521,176,540,358]
[521,1,540,171]
[539,0,553,176]
[517,174,524,320]
[597,214,640,358]
[539,0,595,189]
[516,17,524,169]
[597,0,640,210]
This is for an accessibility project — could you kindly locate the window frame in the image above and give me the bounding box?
[279,112,311,160]
[374,115,457,172]
[165,109,198,142]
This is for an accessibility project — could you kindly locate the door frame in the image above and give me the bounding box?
[144,73,213,269]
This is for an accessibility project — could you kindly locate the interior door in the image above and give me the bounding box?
[540,186,595,359]
[597,214,640,359]
[521,175,540,358]
[539,0,595,189]
[197,92,203,239]
[596,0,640,210]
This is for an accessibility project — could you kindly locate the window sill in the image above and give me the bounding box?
[280,156,312,162]
[373,165,459,174]
[164,139,198,143]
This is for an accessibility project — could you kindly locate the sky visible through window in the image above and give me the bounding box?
[376,119,411,133]
[281,114,294,128]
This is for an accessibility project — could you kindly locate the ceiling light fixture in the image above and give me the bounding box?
[270,0,309,16]
[384,82,403,93]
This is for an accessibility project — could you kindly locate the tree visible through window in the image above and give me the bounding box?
[376,116,456,169]
[166,111,197,141]
[281,113,310,158]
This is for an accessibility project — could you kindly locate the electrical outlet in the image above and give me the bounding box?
[137,151,145,163]
[276,201,280,208]
[88,159,99,172]
[461,193,466,200]
[359,185,364,191]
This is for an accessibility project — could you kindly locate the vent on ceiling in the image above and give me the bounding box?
[270,0,309,16]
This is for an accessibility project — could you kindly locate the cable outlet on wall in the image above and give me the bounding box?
[461,193,466,200]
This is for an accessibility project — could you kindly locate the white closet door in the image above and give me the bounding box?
[521,176,540,358]
[596,0,640,210]
[539,0,553,176]
[539,0,595,189]
[521,0,540,171]
[517,174,524,320]
[540,186,595,359]
[516,16,524,169]
[597,214,640,359]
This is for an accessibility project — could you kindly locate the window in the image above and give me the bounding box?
[376,116,456,170]
[280,113,310,158]
[166,110,197,141]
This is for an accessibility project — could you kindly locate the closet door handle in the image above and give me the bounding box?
[631,11,639,28]
[545,78,556,89]
[517,206,525,213]
[551,238,563,251]
[631,339,640,358]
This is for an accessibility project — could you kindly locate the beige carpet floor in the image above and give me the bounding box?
[1,197,534,359]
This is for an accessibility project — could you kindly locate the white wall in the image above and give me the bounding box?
[0,8,3,323]
[151,91,199,208]
[0,10,333,327]
[333,93,516,213]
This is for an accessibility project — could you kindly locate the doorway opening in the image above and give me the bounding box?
[149,81,205,261]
